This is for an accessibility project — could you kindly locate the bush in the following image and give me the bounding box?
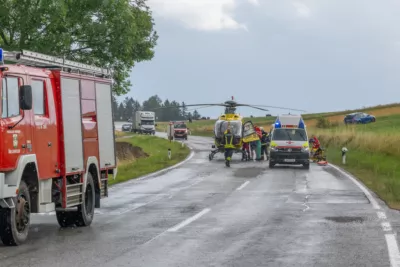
[315,117,339,129]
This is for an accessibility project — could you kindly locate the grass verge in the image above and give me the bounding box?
[310,115,400,209]
[110,135,190,186]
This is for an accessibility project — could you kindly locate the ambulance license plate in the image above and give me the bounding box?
[284,159,296,162]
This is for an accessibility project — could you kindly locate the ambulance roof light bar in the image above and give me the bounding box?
[0,48,112,78]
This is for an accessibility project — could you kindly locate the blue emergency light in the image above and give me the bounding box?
[274,119,281,128]
[0,48,3,64]
[298,118,305,129]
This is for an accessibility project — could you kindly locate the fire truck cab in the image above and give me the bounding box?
[0,49,117,245]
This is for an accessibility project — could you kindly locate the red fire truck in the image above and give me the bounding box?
[0,49,117,246]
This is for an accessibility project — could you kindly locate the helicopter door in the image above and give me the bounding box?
[242,121,259,143]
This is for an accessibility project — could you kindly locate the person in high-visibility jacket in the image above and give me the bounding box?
[223,128,235,167]
[260,127,270,160]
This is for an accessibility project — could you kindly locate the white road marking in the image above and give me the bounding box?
[386,234,400,267]
[382,222,393,232]
[167,208,211,232]
[236,181,250,191]
[378,211,387,220]
[329,163,400,267]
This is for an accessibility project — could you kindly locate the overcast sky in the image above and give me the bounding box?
[118,0,400,118]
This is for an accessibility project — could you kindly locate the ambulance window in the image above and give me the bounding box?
[1,77,20,118]
[32,80,45,115]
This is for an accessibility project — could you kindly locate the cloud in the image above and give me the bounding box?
[247,0,259,6]
[292,2,311,18]
[147,0,248,31]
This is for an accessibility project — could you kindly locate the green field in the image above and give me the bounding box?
[156,103,400,137]
[110,135,190,186]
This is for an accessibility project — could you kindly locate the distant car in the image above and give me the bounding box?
[344,112,376,124]
[122,123,132,132]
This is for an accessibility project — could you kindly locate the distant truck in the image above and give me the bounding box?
[132,111,156,134]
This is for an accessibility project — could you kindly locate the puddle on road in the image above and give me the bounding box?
[325,216,364,223]
[234,167,264,178]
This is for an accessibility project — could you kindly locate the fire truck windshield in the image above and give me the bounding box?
[214,120,242,138]
[141,120,154,125]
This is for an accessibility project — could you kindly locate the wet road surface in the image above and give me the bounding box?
[1,133,399,267]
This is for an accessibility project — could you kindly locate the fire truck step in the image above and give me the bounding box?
[38,203,55,213]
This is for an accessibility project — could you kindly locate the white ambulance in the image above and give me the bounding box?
[268,114,310,169]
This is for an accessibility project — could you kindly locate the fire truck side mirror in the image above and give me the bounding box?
[20,85,32,110]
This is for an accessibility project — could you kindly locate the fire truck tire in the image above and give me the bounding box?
[56,210,75,227]
[0,181,31,246]
[75,172,95,227]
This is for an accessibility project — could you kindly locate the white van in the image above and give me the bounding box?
[268,114,310,169]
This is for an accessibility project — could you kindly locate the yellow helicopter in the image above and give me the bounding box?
[157,97,306,161]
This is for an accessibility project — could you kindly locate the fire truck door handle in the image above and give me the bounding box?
[105,163,111,166]
[48,142,52,147]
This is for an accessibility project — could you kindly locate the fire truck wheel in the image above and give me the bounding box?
[0,181,31,246]
[75,172,95,227]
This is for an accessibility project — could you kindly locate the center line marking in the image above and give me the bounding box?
[236,181,250,191]
[378,211,387,220]
[385,234,400,267]
[167,208,211,232]
[382,222,393,232]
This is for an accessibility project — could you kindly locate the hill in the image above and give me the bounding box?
[156,102,400,136]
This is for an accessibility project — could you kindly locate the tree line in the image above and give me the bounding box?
[0,0,157,95]
[113,94,208,122]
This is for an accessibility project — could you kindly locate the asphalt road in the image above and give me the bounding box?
[1,129,400,267]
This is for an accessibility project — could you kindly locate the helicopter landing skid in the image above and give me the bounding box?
[208,148,221,161]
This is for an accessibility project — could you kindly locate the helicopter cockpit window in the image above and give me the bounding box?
[214,120,242,138]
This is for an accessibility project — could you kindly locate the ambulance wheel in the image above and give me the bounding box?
[269,161,275,168]
[75,173,95,227]
[0,181,31,246]
[303,163,310,170]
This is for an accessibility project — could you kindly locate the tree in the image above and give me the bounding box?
[193,110,201,120]
[0,0,158,95]
[181,102,187,119]
[117,102,125,120]
[112,94,119,120]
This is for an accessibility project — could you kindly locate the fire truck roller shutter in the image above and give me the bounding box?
[95,82,116,169]
[60,77,84,173]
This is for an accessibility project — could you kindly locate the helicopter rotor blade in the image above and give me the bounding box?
[235,105,269,112]
[153,103,228,110]
[236,104,306,112]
